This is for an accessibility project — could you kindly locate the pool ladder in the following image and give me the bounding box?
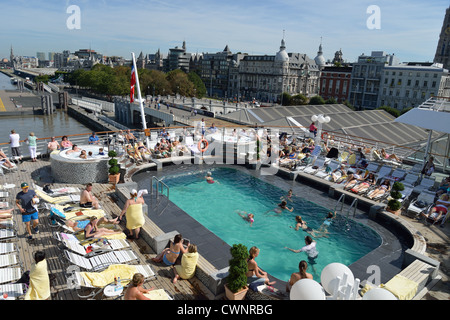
[335,194,358,228]
[150,176,170,216]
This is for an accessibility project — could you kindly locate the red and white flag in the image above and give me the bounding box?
[130,65,136,103]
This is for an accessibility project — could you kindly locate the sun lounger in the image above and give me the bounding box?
[0,229,16,241]
[412,177,436,194]
[0,283,26,299]
[62,249,139,272]
[71,264,155,299]
[33,184,80,197]
[384,168,407,182]
[315,159,340,179]
[401,173,420,187]
[407,190,436,217]
[0,254,20,268]
[0,267,22,284]
[0,243,17,255]
[54,232,130,257]
[35,189,79,205]
[304,157,326,175]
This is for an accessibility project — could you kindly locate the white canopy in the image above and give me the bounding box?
[395,98,450,134]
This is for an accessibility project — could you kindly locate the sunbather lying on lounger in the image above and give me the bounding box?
[84,216,123,239]
[367,179,391,200]
[66,216,119,233]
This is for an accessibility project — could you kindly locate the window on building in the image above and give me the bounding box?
[432,81,436,88]
[407,79,411,86]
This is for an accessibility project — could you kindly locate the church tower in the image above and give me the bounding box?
[434,6,450,70]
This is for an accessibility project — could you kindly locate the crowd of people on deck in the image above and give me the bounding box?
[5,123,449,301]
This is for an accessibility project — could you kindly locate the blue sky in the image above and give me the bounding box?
[1,0,449,63]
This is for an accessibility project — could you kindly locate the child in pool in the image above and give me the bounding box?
[98,148,105,156]
[280,189,294,202]
[307,211,336,238]
[205,171,218,184]
[236,210,254,227]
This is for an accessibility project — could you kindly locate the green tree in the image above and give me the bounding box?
[309,95,326,105]
[291,94,308,105]
[188,71,207,98]
[377,105,400,118]
[325,97,338,104]
[342,100,355,111]
[280,92,292,106]
[166,69,195,97]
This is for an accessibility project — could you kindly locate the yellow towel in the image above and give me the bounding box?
[64,209,106,220]
[80,264,137,288]
[36,190,71,203]
[126,203,145,230]
[174,252,198,280]
[381,275,418,300]
[24,259,51,300]
[143,289,169,300]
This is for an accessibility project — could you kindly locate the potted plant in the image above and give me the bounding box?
[108,150,120,185]
[386,181,404,215]
[224,243,249,300]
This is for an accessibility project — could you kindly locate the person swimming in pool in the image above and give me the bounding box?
[307,211,336,238]
[280,189,294,202]
[236,210,254,227]
[205,171,219,184]
[266,200,293,215]
[285,236,319,275]
[289,215,312,232]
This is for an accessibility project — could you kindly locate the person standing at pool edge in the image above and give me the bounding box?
[16,182,39,240]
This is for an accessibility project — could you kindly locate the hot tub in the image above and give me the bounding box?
[50,145,110,184]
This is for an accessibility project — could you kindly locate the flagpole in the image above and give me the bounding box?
[131,52,151,148]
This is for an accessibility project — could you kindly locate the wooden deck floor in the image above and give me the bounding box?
[0,158,208,300]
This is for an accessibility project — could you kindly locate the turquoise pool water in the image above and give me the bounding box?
[161,168,382,282]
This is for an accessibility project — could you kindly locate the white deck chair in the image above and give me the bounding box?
[0,267,22,284]
[315,159,340,179]
[33,184,80,197]
[35,189,80,205]
[304,157,326,175]
[0,243,17,255]
[0,161,18,173]
[71,264,156,299]
[62,249,139,272]
[0,254,19,268]
[0,283,26,299]
[54,232,130,257]
[184,136,200,154]
[407,190,436,217]
[0,229,16,241]
[0,202,9,209]
[0,192,9,199]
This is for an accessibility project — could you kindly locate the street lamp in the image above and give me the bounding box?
[311,114,331,145]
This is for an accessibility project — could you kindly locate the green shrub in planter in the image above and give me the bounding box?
[387,181,404,211]
[227,243,249,293]
[108,150,120,175]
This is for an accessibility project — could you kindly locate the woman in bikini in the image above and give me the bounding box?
[152,234,189,266]
[84,216,123,239]
[246,246,276,288]
[367,179,391,200]
[290,215,311,232]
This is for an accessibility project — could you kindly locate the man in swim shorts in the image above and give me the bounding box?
[16,182,40,240]
[80,183,100,209]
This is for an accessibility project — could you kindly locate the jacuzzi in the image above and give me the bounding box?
[50,145,110,184]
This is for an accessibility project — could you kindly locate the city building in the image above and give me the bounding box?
[319,65,352,103]
[378,62,450,110]
[36,52,46,62]
[200,45,246,98]
[237,38,320,103]
[434,6,450,70]
[348,51,400,110]
[163,41,191,73]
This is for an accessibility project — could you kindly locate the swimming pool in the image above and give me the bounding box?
[160,167,382,283]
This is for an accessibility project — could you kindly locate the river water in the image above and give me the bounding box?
[0,71,93,144]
